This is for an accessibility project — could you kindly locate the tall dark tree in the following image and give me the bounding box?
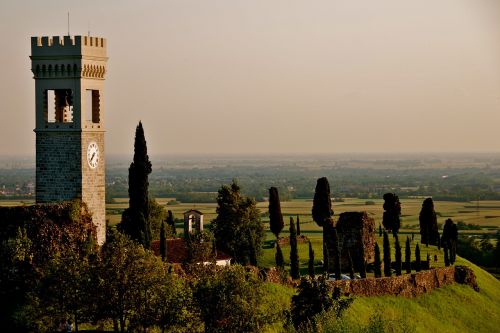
[212,180,264,265]
[358,243,367,278]
[394,236,402,276]
[405,236,411,273]
[308,241,315,279]
[296,215,301,236]
[312,177,335,272]
[382,193,401,237]
[419,198,439,246]
[268,187,284,238]
[444,244,450,267]
[332,228,341,280]
[347,250,355,280]
[323,242,329,274]
[415,243,422,272]
[442,218,458,265]
[275,242,284,269]
[119,121,153,249]
[290,217,300,279]
[166,210,176,235]
[379,224,383,237]
[383,231,392,277]
[374,243,382,278]
[159,220,167,262]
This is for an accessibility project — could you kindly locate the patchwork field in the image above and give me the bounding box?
[2,197,499,236]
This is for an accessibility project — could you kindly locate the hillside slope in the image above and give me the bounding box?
[340,257,500,333]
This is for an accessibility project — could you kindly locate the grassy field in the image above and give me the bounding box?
[2,197,499,234]
[103,197,500,232]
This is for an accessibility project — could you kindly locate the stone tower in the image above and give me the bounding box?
[30,35,108,244]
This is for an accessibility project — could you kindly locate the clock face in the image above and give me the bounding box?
[87,142,100,169]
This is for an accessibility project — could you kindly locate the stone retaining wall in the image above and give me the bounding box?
[328,266,478,297]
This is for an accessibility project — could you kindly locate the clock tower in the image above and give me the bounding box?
[30,35,108,244]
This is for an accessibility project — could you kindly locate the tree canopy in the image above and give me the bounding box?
[211,180,264,265]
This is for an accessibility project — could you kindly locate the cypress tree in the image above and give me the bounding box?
[323,242,329,274]
[426,253,430,269]
[166,210,176,235]
[374,243,382,278]
[379,224,382,237]
[312,177,334,272]
[394,235,402,276]
[405,236,411,273]
[333,228,341,280]
[382,193,401,237]
[444,245,450,267]
[268,187,284,238]
[347,250,355,279]
[160,220,167,262]
[415,243,421,272]
[308,241,315,279]
[290,217,300,279]
[119,121,153,249]
[275,242,284,269]
[296,215,301,236]
[442,219,458,265]
[383,231,392,277]
[358,243,367,278]
[419,198,440,246]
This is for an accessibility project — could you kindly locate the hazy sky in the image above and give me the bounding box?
[0,0,499,156]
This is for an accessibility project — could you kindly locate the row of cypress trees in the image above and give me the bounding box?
[373,233,426,277]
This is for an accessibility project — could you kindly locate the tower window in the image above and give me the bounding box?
[85,90,100,123]
[44,89,73,123]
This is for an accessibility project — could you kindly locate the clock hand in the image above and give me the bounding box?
[91,152,96,162]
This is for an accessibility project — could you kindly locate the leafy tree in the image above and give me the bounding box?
[153,273,201,333]
[382,193,401,237]
[185,230,215,265]
[308,241,315,279]
[119,121,153,249]
[296,215,301,236]
[494,236,500,269]
[415,243,421,272]
[95,231,165,333]
[374,243,382,278]
[160,220,167,262]
[405,237,411,273]
[312,177,334,272]
[191,265,273,333]
[419,198,439,246]
[394,236,402,276]
[148,199,170,240]
[383,231,392,277]
[268,187,284,238]
[291,276,352,330]
[211,181,264,265]
[290,217,300,279]
[275,242,284,269]
[332,228,341,280]
[166,210,176,235]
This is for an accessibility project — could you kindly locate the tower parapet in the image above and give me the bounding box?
[31,35,107,58]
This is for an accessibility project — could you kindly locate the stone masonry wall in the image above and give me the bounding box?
[328,266,478,297]
[36,131,82,203]
[81,131,105,245]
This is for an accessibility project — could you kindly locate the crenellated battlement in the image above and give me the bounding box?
[31,35,107,58]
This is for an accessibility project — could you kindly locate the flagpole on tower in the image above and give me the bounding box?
[67,12,70,36]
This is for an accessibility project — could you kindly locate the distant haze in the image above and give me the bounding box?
[0,0,499,156]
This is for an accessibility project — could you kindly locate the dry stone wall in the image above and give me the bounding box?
[328,266,478,297]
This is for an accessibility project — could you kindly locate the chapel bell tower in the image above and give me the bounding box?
[30,35,108,244]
